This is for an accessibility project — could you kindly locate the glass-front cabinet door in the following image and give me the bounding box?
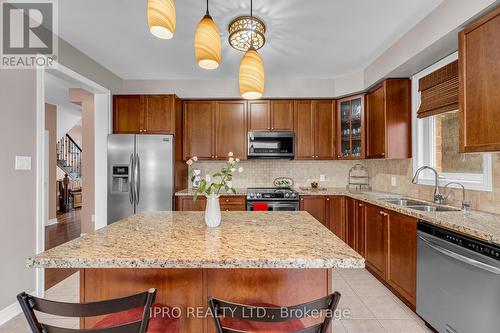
[337,94,365,159]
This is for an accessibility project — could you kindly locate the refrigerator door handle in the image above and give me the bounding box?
[129,153,134,204]
[134,153,141,205]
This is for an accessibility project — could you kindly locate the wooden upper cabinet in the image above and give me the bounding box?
[144,95,175,133]
[248,100,294,132]
[114,95,176,134]
[300,195,327,227]
[248,100,271,131]
[459,7,500,152]
[337,94,365,159]
[294,100,315,159]
[366,86,385,158]
[387,211,417,307]
[271,100,294,131]
[215,101,247,160]
[365,79,411,159]
[113,95,144,134]
[294,100,336,160]
[365,204,388,279]
[315,100,336,159]
[183,101,215,160]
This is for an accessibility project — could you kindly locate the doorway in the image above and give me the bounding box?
[36,63,111,295]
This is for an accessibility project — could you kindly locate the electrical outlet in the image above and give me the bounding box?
[319,174,326,182]
[391,176,397,187]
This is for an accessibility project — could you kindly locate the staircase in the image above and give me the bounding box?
[57,134,82,179]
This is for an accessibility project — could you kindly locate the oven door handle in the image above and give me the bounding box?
[418,235,500,275]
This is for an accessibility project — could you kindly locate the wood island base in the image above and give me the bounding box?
[80,268,333,333]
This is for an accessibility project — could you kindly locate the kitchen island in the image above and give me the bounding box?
[29,211,364,332]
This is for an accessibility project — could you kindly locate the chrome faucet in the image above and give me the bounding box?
[443,182,471,212]
[411,166,444,204]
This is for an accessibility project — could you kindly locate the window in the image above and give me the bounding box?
[412,53,492,191]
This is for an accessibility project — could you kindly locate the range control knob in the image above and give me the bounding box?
[291,193,297,198]
[256,193,262,198]
[285,193,290,198]
[249,193,254,198]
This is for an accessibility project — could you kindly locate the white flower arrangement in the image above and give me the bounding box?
[185,152,243,198]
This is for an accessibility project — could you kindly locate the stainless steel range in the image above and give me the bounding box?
[246,187,299,211]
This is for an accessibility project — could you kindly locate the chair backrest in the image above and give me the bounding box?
[208,292,341,333]
[17,288,156,333]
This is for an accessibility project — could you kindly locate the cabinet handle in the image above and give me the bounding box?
[271,127,274,130]
[381,153,385,157]
[326,198,330,201]
[359,203,363,207]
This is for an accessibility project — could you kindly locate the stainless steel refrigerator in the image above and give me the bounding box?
[107,134,174,224]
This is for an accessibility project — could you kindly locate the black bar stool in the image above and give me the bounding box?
[17,289,180,333]
[208,292,341,333]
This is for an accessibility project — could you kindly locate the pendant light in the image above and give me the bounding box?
[194,0,221,70]
[147,0,176,39]
[239,0,265,99]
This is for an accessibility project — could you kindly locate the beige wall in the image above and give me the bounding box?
[45,104,57,220]
[0,70,37,310]
[69,89,95,234]
[366,156,500,215]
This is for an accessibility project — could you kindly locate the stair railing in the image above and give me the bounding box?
[56,134,82,178]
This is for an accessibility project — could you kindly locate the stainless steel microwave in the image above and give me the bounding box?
[248,131,295,159]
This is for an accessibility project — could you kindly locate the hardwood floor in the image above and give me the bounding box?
[44,209,81,290]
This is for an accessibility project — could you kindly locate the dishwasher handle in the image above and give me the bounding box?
[419,235,500,275]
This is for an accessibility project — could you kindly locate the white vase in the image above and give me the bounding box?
[205,194,221,228]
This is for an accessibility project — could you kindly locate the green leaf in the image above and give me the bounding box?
[212,172,222,178]
[230,188,236,194]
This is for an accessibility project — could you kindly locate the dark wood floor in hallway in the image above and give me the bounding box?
[44,209,81,290]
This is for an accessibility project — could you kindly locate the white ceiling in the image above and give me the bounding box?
[57,0,443,80]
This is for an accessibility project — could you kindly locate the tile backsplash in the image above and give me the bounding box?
[366,155,500,215]
[190,160,363,189]
[190,156,500,215]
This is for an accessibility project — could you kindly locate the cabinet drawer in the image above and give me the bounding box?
[220,196,246,205]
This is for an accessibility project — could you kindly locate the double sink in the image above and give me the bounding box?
[380,198,460,212]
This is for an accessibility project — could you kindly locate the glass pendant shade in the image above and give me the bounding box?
[239,48,265,99]
[147,0,176,39]
[194,14,221,70]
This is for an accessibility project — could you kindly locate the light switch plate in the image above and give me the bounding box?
[391,176,397,187]
[15,156,31,170]
[319,174,326,182]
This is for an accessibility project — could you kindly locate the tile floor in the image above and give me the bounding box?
[0,269,432,333]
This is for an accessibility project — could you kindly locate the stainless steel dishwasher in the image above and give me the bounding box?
[417,222,500,333]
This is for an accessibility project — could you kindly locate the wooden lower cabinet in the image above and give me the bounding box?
[355,200,366,257]
[345,197,356,249]
[364,204,388,279]
[81,268,330,333]
[326,196,345,240]
[175,195,246,211]
[364,203,417,307]
[300,195,327,227]
[387,211,417,306]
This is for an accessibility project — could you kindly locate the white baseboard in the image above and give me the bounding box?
[0,300,21,326]
[45,218,58,226]
[0,289,39,326]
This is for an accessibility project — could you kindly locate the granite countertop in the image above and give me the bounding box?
[175,187,500,246]
[299,187,500,246]
[28,211,364,269]
[175,188,247,196]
